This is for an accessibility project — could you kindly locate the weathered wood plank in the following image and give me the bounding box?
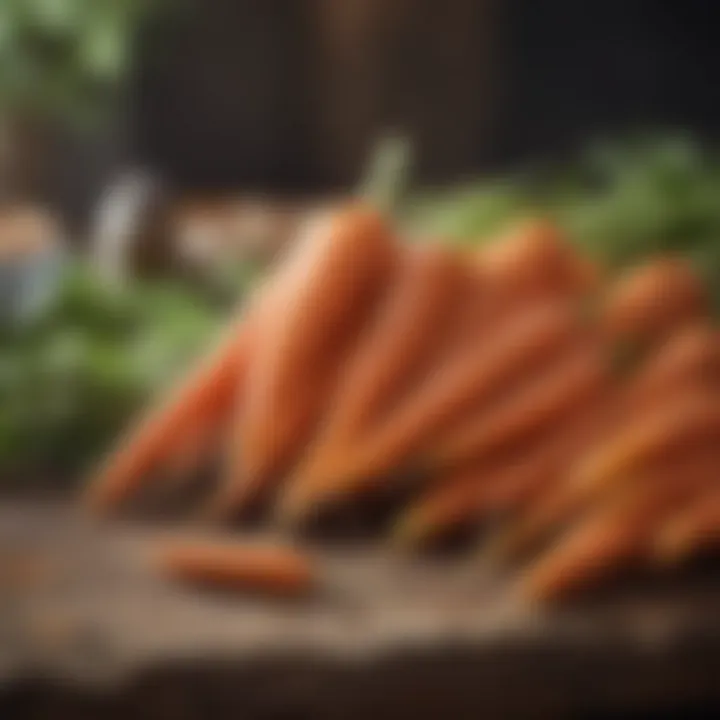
[1,502,719,718]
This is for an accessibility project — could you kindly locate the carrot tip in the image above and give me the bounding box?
[652,532,689,566]
[390,513,428,549]
[195,492,234,524]
[82,479,121,516]
[480,524,534,565]
[274,489,315,530]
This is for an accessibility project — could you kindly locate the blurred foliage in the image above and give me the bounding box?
[0,0,167,123]
[364,132,720,309]
[0,258,258,483]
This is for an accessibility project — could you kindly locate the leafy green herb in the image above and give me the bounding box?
[0,257,255,483]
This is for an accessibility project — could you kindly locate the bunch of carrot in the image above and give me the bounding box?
[83,203,720,602]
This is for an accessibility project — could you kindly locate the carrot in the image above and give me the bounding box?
[451,220,599,355]
[392,461,493,548]
[486,482,580,564]
[477,218,601,301]
[483,400,613,516]
[493,346,720,561]
[654,489,720,563]
[289,244,470,495]
[433,253,490,354]
[401,401,610,550]
[444,330,719,561]
[392,446,553,549]
[314,243,470,440]
[569,391,720,502]
[277,300,582,526]
[520,494,650,603]
[437,219,601,366]
[162,406,229,484]
[156,538,315,597]
[84,312,257,514]
[498,427,719,565]
[620,323,720,415]
[522,457,717,602]
[216,205,397,517]
[600,256,708,346]
[429,340,608,471]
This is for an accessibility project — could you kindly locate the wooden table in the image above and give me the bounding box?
[1,502,719,718]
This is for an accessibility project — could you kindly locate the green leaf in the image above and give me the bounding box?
[0,0,167,123]
[76,14,128,81]
[21,0,81,32]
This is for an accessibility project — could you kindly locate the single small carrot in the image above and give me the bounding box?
[84,312,257,514]
[278,300,581,526]
[600,256,708,346]
[654,489,720,564]
[217,205,398,517]
[156,538,315,597]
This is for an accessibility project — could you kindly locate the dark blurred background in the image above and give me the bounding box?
[132,0,720,193]
[3,0,719,225]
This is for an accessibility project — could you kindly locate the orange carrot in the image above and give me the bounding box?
[486,482,580,564]
[278,300,581,526]
[316,243,470,439]
[84,313,257,514]
[392,461,493,547]
[600,256,707,345]
[522,457,716,602]
[453,220,600,353]
[477,218,601,301]
[435,219,601,368]
[477,402,609,524]
[497,425,718,565]
[397,401,607,548]
[654,489,720,563]
[569,391,720,502]
[520,494,650,602]
[430,252,489,355]
[217,205,398,517]
[393,452,549,549]
[156,538,315,597]
[495,346,720,561]
[290,244,472,496]
[162,406,229,484]
[620,323,720,415]
[430,340,608,471]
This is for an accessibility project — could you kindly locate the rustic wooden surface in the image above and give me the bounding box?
[1,501,720,718]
